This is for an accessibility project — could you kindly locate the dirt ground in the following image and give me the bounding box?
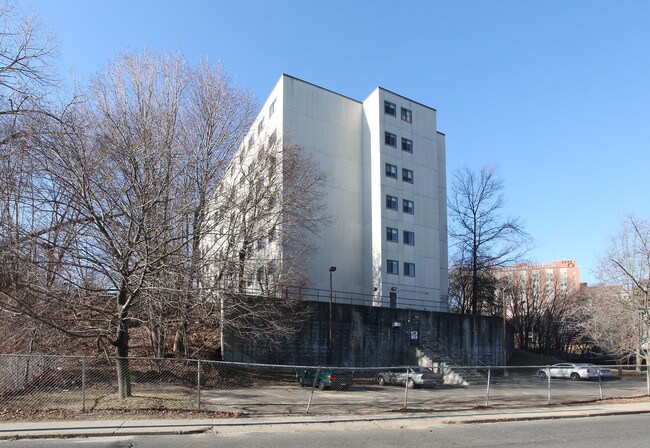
[1,396,649,422]
[0,407,243,422]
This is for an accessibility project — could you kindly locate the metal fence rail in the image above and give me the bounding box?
[0,354,647,416]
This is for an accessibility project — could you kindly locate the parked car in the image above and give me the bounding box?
[296,370,353,390]
[536,363,613,381]
[377,366,443,389]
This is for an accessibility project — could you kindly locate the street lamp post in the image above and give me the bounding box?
[503,287,509,376]
[328,266,336,366]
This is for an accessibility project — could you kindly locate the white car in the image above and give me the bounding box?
[537,363,613,381]
[377,367,443,388]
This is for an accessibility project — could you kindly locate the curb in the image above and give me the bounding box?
[444,409,650,425]
[0,426,214,441]
[2,407,650,440]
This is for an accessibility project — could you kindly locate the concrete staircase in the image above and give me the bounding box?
[416,340,487,386]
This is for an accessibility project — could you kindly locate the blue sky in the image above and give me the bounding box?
[20,0,650,284]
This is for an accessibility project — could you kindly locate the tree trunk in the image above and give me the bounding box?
[115,289,131,399]
[646,351,650,396]
[173,326,186,356]
[115,321,131,398]
[149,322,165,359]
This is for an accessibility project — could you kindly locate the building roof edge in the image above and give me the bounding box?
[377,87,438,112]
[281,73,361,104]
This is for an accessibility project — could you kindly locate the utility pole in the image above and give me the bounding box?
[328,266,336,366]
[503,286,509,376]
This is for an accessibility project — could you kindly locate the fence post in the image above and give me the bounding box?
[306,367,321,414]
[81,357,86,412]
[197,359,202,412]
[485,366,491,407]
[597,365,603,400]
[14,358,19,389]
[403,366,410,409]
[547,365,551,405]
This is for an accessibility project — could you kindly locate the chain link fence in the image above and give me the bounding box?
[0,354,647,416]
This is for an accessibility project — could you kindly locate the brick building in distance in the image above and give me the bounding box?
[497,259,581,299]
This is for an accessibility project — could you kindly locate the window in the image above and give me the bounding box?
[268,130,277,146]
[267,260,277,276]
[389,291,397,308]
[385,131,397,147]
[387,259,399,275]
[403,230,415,246]
[385,163,397,179]
[258,118,265,133]
[386,227,398,242]
[384,101,396,116]
[401,107,412,123]
[257,237,266,250]
[269,99,276,117]
[269,225,277,241]
[257,146,267,163]
[403,199,414,214]
[402,168,413,183]
[386,195,398,210]
[404,262,415,277]
[402,138,413,153]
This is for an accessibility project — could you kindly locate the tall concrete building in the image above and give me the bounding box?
[211,75,448,311]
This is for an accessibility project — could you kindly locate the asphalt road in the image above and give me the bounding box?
[4,414,650,447]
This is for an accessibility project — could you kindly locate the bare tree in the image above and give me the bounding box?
[577,216,650,379]
[448,264,498,314]
[448,164,531,315]
[2,45,325,398]
[499,269,581,353]
[29,52,189,397]
[0,1,327,390]
[205,133,327,346]
[145,60,256,359]
[0,1,55,118]
[2,51,258,397]
[534,276,582,355]
[506,272,540,350]
[574,285,637,359]
[0,0,56,271]
[0,1,66,353]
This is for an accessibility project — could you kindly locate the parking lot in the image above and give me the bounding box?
[202,372,648,414]
[2,355,647,417]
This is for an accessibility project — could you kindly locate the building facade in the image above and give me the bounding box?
[497,260,581,300]
[208,75,448,311]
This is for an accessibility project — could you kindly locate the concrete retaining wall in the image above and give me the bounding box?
[223,301,508,367]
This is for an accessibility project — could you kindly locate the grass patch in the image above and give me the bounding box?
[508,349,563,366]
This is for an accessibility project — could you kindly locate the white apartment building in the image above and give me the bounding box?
[209,74,448,311]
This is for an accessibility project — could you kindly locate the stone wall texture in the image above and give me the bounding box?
[223,301,510,367]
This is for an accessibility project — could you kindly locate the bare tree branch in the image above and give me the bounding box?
[448,164,532,315]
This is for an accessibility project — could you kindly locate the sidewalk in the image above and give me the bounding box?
[1,401,650,440]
